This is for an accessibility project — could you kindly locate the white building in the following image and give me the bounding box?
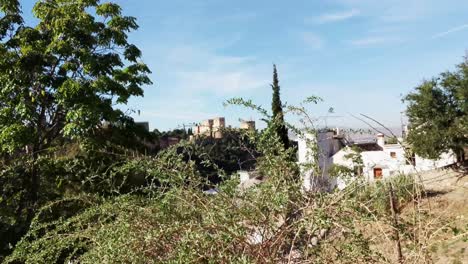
[296,130,457,190]
[296,130,346,191]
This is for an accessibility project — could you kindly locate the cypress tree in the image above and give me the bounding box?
[271,64,289,149]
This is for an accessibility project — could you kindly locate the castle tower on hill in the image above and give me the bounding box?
[212,117,225,139]
[192,117,255,139]
[240,120,255,131]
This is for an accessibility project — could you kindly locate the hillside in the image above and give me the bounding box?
[417,169,468,263]
[365,169,468,263]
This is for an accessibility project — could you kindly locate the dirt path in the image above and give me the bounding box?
[417,169,468,264]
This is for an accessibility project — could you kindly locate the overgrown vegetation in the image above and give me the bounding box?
[1,1,467,263]
[3,124,382,263]
[179,128,259,185]
[4,126,452,263]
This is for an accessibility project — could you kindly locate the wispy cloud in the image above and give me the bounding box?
[158,43,269,94]
[126,95,218,128]
[301,32,324,49]
[349,36,402,47]
[141,109,217,122]
[309,9,360,24]
[432,24,468,39]
[350,37,387,46]
[177,69,267,94]
[127,37,273,129]
[379,3,427,23]
[335,0,461,24]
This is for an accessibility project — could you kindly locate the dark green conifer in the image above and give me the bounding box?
[271,64,289,149]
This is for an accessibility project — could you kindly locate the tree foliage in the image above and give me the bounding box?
[0,0,151,257]
[0,0,151,201]
[179,128,259,185]
[404,57,468,161]
[271,64,290,149]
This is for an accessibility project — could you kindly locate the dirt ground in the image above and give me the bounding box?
[418,169,468,264]
[364,168,468,263]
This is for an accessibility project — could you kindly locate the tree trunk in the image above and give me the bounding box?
[457,149,465,165]
[389,183,403,263]
[31,151,39,203]
[26,146,40,222]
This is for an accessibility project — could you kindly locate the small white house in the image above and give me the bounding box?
[331,133,457,183]
[296,130,457,190]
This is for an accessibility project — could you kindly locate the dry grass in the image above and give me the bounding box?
[362,169,468,263]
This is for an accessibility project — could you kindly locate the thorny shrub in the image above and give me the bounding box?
[4,96,452,263]
[5,125,384,263]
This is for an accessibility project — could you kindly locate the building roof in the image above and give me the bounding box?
[371,163,389,169]
[354,142,383,151]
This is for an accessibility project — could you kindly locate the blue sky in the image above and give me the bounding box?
[21,0,468,131]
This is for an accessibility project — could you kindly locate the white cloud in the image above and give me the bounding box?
[432,24,468,39]
[334,0,462,23]
[128,95,219,129]
[309,9,360,24]
[333,0,424,21]
[349,36,402,46]
[157,43,270,95]
[302,32,324,49]
[177,70,267,94]
[139,110,217,122]
[378,1,428,23]
[350,37,387,46]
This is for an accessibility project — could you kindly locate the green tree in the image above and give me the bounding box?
[271,64,289,149]
[404,57,467,162]
[0,0,151,206]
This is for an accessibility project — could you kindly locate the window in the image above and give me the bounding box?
[390,152,397,158]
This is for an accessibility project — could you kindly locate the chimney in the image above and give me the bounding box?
[238,171,250,184]
[376,133,385,148]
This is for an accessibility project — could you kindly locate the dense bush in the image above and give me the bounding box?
[179,128,260,185]
[1,93,437,263]
[0,143,203,261]
[348,174,419,217]
[4,126,386,263]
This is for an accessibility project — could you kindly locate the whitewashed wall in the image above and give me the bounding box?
[297,132,457,191]
[332,145,457,184]
[297,131,338,191]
